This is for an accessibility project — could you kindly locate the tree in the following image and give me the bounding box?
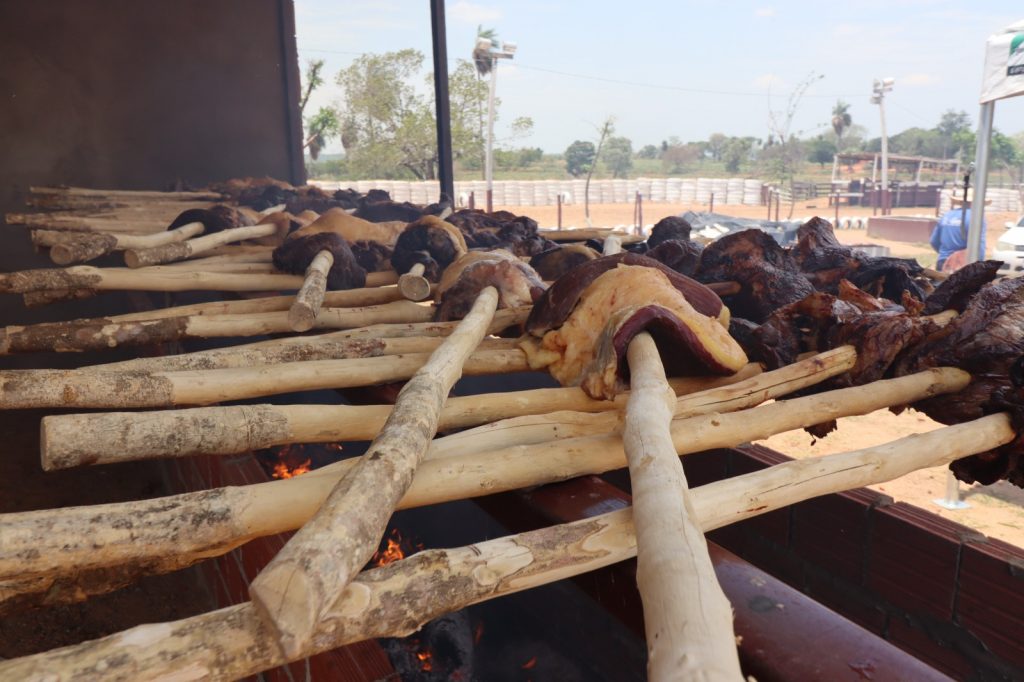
[334,50,500,180]
[807,135,837,167]
[762,71,822,216]
[636,144,660,159]
[831,100,852,146]
[300,59,341,161]
[603,136,634,178]
[723,137,757,173]
[661,140,702,173]
[706,133,728,161]
[585,118,614,225]
[937,109,971,158]
[564,140,596,177]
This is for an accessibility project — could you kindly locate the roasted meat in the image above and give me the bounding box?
[391,215,468,281]
[433,250,546,322]
[167,205,254,234]
[522,263,746,399]
[290,207,406,248]
[529,244,599,281]
[696,228,815,323]
[446,209,553,256]
[645,239,703,277]
[647,216,693,248]
[272,232,367,290]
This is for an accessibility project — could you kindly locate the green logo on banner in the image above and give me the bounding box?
[1010,33,1024,76]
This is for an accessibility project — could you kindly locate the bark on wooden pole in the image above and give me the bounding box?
[123,223,279,268]
[0,265,397,294]
[0,300,435,355]
[623,332,742,681]
[40,222,205,264]
[288,250,334,332]
[249,287,501,657]
[0,368,968,600]
[0,413,1012,681]
[40,364,762,469]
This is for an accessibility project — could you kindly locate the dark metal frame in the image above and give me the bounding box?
[429,0,455,203]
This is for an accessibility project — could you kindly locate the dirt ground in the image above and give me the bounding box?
[506,199,1024,549]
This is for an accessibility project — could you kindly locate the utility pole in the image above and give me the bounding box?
[871,78,895,215]
[475,36,516,212]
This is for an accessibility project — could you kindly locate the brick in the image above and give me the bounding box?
[956,538,1024,666]
[791,492,873,585]
[802,567,889,635]
[888,615,975,680]
[868,502,978,620]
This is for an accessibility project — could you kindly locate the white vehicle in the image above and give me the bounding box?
[993,215,1024,276]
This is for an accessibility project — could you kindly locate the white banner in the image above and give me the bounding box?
[980,19,1024,103]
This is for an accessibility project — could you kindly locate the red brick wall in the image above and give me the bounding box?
[688,446,1024,680]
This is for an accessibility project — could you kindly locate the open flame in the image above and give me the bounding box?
[271,458,311,479]
[370,528,424,567]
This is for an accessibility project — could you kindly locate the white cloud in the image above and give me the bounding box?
[449,1,503,25]
[901,72,940,87]
[754,7,776,17]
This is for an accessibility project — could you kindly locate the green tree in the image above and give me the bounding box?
[807,135,837,167]
[636,144,660,159]
[603,136,634,178]
[830,100,852,146]
[564,140,596,177]
[723,137,756,173]
[300,59,341,161]
[937,109,971,158]
[706,133,728,161]
[661,140,702,173]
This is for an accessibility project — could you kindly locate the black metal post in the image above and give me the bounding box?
[429,0,454,204]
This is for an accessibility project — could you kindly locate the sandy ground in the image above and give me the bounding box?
[507,199,1024,548]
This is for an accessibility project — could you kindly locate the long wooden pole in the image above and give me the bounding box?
[34,222,205,264]
[0,368,967,598]
[0,413,1011,681]
[0,300,435,355]
[623,333,742,681]
[0,347,529,409]
[39,363,767,469]
[0,265,397,294]
[123,223,279,267]
[289,250,334,331]
[250,287,500,658]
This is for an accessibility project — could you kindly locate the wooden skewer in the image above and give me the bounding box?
[541,228,644,243]
[40,362,766,469]
[602,235,624,256]
[397,262,431,301]
[250,287,501,658]
[124,222,280,267]
[0,412,1011,678]
[623,333,742,681]
[6,213,168,233]
[0,264,398,294]
[0,347,529,409]
[0,300,435,356]
[289,250,335,332]
[28,185,224,200]
[32,222,205,264]
[0,367,964,594]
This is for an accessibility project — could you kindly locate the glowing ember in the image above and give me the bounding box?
[521,656,537,670]
[416,649,434,672]
[473,621,484,645]
[271,458,311,479]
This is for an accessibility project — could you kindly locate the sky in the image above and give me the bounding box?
[295,0,1024,156]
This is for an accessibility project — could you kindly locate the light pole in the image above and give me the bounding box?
[871,78,895,215]
[475,36,516,212]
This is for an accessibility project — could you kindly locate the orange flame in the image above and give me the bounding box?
[271,457,311,479]
[416,649,434,672]
[370,528,424,567]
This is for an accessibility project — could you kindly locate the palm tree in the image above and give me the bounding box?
[472,25,498,76]
[831,100,852,147]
